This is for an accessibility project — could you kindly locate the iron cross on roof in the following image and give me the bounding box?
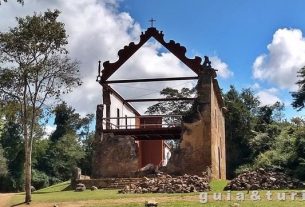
[149,18,156,27]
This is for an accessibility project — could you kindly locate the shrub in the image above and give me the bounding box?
[32,169,49,189]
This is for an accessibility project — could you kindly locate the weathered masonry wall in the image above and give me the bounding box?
[210,79,226,179]
[92,26,226,179]
[92,69,226,179]
[92,133,139,178]
[165,68,226,179]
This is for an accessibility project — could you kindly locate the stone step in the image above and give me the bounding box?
[76,178,143,189]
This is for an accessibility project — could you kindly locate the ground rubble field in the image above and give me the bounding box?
[4,180,305,207]
[225,168,305,191]
[118,172,210,194]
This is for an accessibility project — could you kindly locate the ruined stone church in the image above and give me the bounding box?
[92,27,226,179]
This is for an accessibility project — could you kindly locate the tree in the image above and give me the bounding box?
[46,132,85,181]
[291,117,305,128]
[146,87,195,125]
[292,66,305,110]
[50,102,83,142]
[42,103,92,181]
[0,121,24,191]
[0,10,81,203]
[50,102,94,142]
[223,86,259,178]
[0,145,7,176]
[79,132,95,176]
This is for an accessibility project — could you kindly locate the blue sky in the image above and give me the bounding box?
[119,0,305,119]
[1,0,305,124]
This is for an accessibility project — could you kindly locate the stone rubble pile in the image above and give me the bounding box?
[75,183,86,191]
[119,172,210,194]
[224,168,305,191]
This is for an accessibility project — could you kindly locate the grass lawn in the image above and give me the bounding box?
[8,180,305,207]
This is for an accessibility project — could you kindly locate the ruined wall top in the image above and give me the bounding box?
[96,27,217,83]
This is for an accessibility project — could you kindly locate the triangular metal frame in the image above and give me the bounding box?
[97,27,214,83]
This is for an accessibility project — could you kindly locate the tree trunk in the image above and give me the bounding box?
[24,139,32,203]
[22,74,31,204]
[23,116,32,203]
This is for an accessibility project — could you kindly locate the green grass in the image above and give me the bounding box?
[35,181,70,193]
[9,180,305,207]
[210,179,228,191]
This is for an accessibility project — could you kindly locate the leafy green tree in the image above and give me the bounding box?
[46,133,85,181]
[146,87,195,125]
[42,103,93,181]
[146,85,289,179]
[292,66,305,110]
[255,102,284,132]
[223,86,259,178]
[293,127,305,179]
[50,102,83,142]
[32,138,49,167]
[78,132,95,176]
[50,102,94,142]
[0,121,24,191]
[146,87,195,115]
[0,10,81,202]
[291,117,305,128]
[0,145,7,176]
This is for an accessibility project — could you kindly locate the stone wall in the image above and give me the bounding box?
[75,178,142,189]
[92,67,226,179]
[166,110,211,175]
[92,133,139,178]
[165,68,226,179]
[210,79,226,179]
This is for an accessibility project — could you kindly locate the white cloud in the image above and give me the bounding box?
[210,56,233,79]
[253,28,305,90]
[43,125,56,139]
[0,0,142,115]
[251,82,261,90]
[0,0,227,115]
[256,88,281,106]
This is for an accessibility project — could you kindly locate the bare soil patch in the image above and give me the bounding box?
[6,195,197,207]
[0,193,16,207]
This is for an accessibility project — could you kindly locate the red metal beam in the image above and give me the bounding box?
[102,127,181,140]
[103,76,198,84]
[125,97,195,102]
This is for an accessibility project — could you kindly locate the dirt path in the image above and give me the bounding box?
[5,195,197,207]
[0,193,15,207]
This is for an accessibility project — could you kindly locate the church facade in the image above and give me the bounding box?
[92,27,226,179]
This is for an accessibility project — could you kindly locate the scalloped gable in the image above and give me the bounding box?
[97,27,206,82]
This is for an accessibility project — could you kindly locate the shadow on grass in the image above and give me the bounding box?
[62,185,72,191]
[32,191,60,194]
[10,202,26,207]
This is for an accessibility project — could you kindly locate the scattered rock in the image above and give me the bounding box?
[75,183,86,192]
[136,163,158,177]
[119,172,209,194]
[91,186,98,191]
[145,200,158,207]
[225,168,305,191]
